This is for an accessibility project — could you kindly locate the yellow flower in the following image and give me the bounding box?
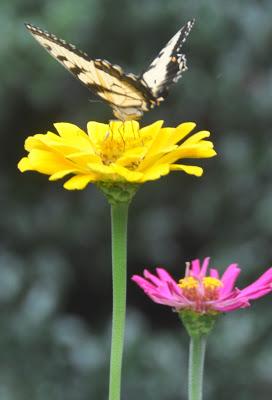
[18,120,216,190]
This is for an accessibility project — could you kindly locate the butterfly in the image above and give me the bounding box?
[25,20,194,121]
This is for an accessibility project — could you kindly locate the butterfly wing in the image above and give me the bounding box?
[141,20,194,101]
[25,24,155,120]
[90,59,155,120]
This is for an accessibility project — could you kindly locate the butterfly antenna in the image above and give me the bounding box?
[88,98,103,104]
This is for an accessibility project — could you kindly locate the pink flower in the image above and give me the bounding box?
[132,257,272,314]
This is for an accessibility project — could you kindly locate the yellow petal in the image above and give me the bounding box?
[109,120,124,133]
[64,174,97,190]
[26,149,76,175]
[107,120,140,141]
[182,130,211,145]
[54,123,87,139]
[117,147,146,166]
[24,135,50,151]
[116,121,140,141]
[170,164,203,176]
[138,126,171,171]
[26,131,94,156]
[87,121,109,142]
[137,145,178,172]
[53,123,94,152]
[158,144,216,164]
[140,164,170,182]
[143,127,168,158]
[167,122,196,145]
[139,120,164,139]
[67,152,101,164]
[49,169,77,181]
[18,157,33,172]
[137,154,162,171]
[112,164,143,182]
[87,163,114,175]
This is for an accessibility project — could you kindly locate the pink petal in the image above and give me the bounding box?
[200,257,210,276]
[214,299,250,312]
[145,293,178,307]
[239,268,272,299]
[132,275,156,291]
[220,264,240,296]
[132,269,189,310]
[190,259,201,275]
[168,281,183,297]
[143,269,162,286]
[209,268,219,278]
[238,286,272,301]
[131,279,178,307]
[136,269,180,299]
[156,268,178,285]
[145,286,187,308]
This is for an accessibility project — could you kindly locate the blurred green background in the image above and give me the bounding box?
[1,0,272,399]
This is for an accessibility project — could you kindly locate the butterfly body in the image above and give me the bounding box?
[25,20,194,120]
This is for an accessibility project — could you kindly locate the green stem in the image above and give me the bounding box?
[188,335,207,400]
[109,202,129,400]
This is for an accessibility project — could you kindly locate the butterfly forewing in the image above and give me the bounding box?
[25,24,153,119]
[141,19,195,99]
[25,24,98,87]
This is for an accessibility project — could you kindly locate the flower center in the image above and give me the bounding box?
[99,136,125,165]
[178,276,223,302]
[97,126,152,167]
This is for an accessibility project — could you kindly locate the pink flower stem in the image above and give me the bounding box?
[109,202,129,400]
[188,335,207,400]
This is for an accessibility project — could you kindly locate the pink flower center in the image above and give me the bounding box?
[178,276,223,306]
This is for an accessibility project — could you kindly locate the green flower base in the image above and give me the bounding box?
[179,310,220,337]
[97,182,140,205]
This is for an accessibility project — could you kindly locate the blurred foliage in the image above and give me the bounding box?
[1,0,272,399]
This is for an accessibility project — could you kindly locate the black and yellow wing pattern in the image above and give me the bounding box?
[25,20,194,120]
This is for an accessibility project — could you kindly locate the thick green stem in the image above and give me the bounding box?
[109,202,129,400]
[188,336,207,400]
